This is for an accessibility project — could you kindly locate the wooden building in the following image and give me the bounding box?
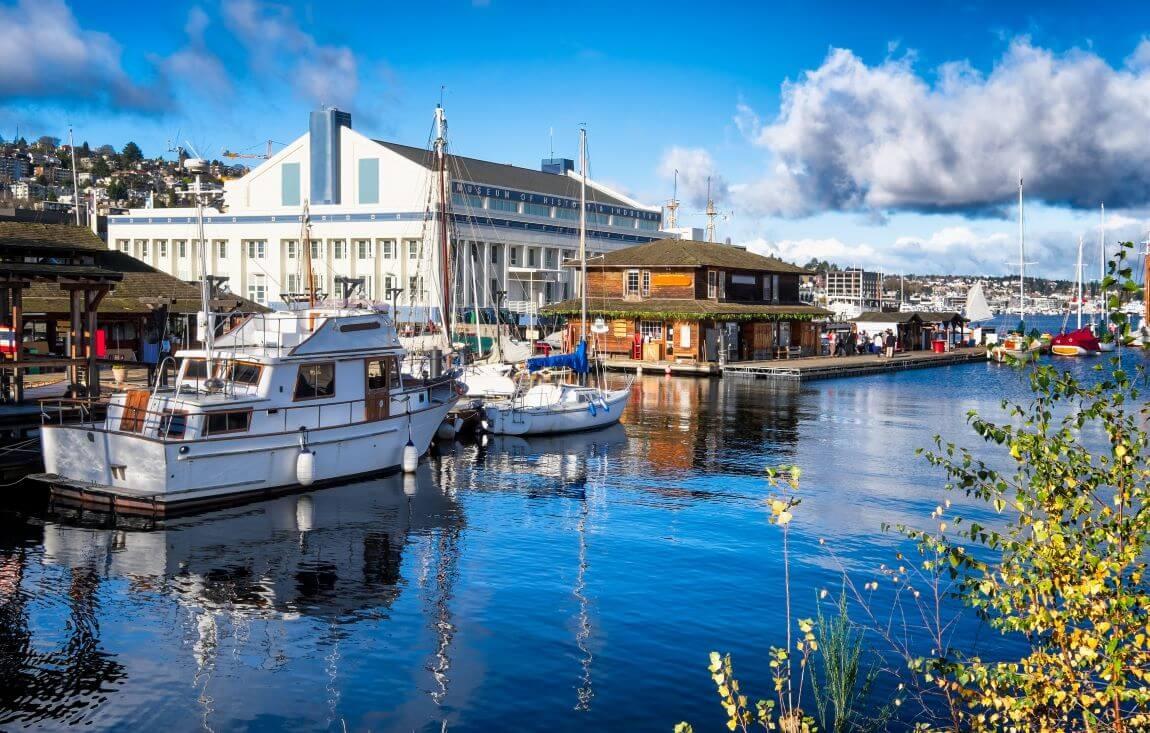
[1,221,263,403]
[545,239,831,363]
[851,311,966,351]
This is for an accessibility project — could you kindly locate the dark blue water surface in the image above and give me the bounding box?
[1,340,1146,731]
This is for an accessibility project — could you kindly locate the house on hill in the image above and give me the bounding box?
[544,239,831,364]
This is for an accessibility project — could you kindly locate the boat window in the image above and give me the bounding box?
[204,410,251,435]
[184,358,207,379]
[294,362,336,400]
[159,411,188,438]
[230,362,262,385]
[366,357,400,391]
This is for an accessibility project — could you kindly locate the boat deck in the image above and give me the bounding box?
[721,347,987,381]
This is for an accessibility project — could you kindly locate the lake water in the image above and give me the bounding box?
[2,337,1145,731]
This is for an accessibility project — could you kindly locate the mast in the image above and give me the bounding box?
[1018,175,1025,328]
[579,126,588,343]
[303,200,316,308]
[187,159,217,385]
[705,176,716,243]
[1098,203,1106,327]
[435,104,453,341]
[1076,235,1084,330]
[665,169,679,229]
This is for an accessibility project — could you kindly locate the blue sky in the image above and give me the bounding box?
[5,0,1150,276]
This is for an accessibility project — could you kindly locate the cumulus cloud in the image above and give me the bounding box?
[658,146,728,207]
[223,0,360,110]
[737,39,1150,218]
[0,0,169,112]
[162,7,232,96]
[742,214,1150,278]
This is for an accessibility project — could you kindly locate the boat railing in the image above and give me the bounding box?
[213,309,396,355]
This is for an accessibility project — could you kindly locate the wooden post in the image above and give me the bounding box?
[12,286,23,403]
[85,288,108,397]
[69,288,82,390]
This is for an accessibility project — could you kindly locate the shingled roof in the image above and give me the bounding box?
[543,297,831,321]
[377,141,644,210]
[571,239,812,274]
[0,223,267,315]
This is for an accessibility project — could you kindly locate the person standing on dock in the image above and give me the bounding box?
[873,332,883,357]
[884,330,896,358]
[827,329,837,357]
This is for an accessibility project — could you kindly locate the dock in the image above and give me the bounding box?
[721,347,987,381]
[603,358,722,376]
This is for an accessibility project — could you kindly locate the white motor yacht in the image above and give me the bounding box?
[32,309,460,515]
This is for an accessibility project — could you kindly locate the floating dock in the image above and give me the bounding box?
[721,347,987,381]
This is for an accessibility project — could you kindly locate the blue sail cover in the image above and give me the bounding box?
[527,339,589,374]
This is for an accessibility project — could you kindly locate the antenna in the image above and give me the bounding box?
[549,126,554,160]
[705,176,717,243]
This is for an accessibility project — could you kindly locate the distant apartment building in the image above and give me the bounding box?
[107,107,665,312]
[10,181,47,200]
[0,157,30,182]
[825,268,882,312]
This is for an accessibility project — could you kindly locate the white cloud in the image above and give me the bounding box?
[0,0,169,112]
[736,39,1150,218]
[223,0,360,110]
[162,7,232,96]
[657,146,727,207]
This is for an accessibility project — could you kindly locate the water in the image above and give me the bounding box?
[1,349,1146,731]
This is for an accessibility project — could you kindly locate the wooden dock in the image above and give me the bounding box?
[603,358,722,376]
[721,347,987,381]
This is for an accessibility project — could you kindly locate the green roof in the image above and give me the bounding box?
[0,221,108,254]
[571,238,812,274]
[543,297,831,321]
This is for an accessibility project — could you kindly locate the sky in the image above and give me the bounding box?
[4,0,1150,277]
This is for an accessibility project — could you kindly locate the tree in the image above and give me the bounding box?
[121,141,143,164]
[36,135,60,150]
[90,158,111,178]
[95,144,114,157]
[80,141,91,157]
[106,180,127,202]
[910,243,1150,730]
[16,137,27,147]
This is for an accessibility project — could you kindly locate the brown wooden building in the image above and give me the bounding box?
[545,239,831,363]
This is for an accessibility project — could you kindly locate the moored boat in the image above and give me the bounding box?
[1050,326,1101,356]
[31,307,460,515]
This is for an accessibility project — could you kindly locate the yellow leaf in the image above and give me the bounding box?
[777,511,792,525]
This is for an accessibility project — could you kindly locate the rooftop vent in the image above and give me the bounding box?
[541,158,574,175]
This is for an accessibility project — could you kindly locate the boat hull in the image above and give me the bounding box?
[35,397,455,507]
[485,388,630,436]
[1051,344,1093,357]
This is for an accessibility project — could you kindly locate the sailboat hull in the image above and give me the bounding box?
[484,388,630,436]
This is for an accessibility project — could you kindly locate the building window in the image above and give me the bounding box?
[523,202,551,218]
[311,241,323,260]
[639,320,665,341]
[763,276,773,302]
[625,269,640,296]
[362,275,374,298]
[175,240,186,258]
[452,192,484,209]
[355,239,373,259]
[287,273,299,293]
[139,240,149,259]
[245,239,266,259]
[611,214,632,228]
[587,211,610,225]
[284,240,297,259]
[281,162,301,207]
[509,247,519,266]
[358,158,379,204]
[407,239,420,259]
[408,276,423,299]
[384,275,395,293]
[554,206,578,221]
[293,362,336,400]
[490,244,499,264]
[707,270,718,298]
[330,240,345,259]
[487,197,519,213]
[641,270,651,296]
[638,219,660,231]
[247,275,267,305]
[527,248,537,267]
[380,239,395,259]
[157,240,167,258]
[216,240,227,259]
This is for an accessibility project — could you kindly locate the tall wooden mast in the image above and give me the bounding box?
[435,105,452,337]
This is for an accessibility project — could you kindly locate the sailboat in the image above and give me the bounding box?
[1052,235,1101,356]
[988,176,1038,363]
[1094,203,1117,352]
[963,281,994,344]
[483,127,631,436]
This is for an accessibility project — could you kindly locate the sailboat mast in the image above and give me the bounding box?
[194,169,215,378]
[1018,175,1025,327]
[1099,203,1106,326]
[303,201,316,308]
[579,126,588,343]
[1076,235,1084,330]
[435,105,453,339]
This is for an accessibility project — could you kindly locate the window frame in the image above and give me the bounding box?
[707,270,719,299]
[625,269,641,297]
[639,320,665,341]
[641,270,651,297]
[292,362,337,401]
[203,409,252,436]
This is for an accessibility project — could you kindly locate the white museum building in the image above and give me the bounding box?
[106,108,666,315]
